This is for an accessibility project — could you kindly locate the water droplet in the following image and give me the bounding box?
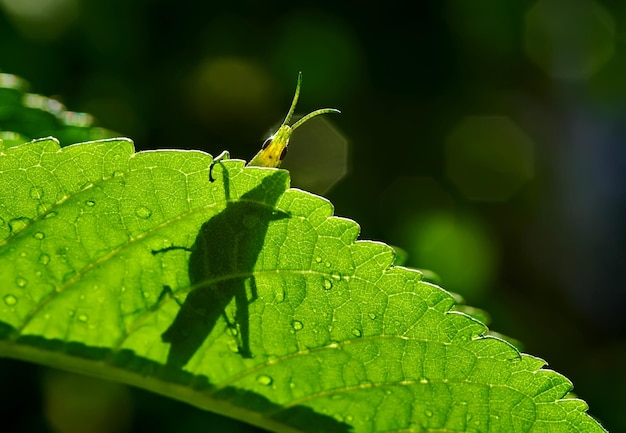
[15,277,27,288]
[331,272,341,281]
[274,288,285,303]
[229,327,239,337]
[323,279,333,290]
[3,294,17,306]
[345,415,354,422]
[333,414,344,422]
[43,211,57,219]
[19,251,27,258]
[419,378,429,384]
[289,382,296,389]
[29,186,44,200]
[385,389,393,395]
[135,206,152,219]
[8,217,30,233]
[33,232,45,240]
[256,375,273,386]
[325,261,332,268]
[85,200,96,207]
[352,328,362,337]
[368,312,377,320]
[77,314,89,322]
[315,256,322,263]
[292,320,304,331]
[424,409,433,418]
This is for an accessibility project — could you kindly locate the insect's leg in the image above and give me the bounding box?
[209,150,230,182]
[150,246,192,310]
[150,285,184,312]
[151,245,191,256]
[234,278,255,358]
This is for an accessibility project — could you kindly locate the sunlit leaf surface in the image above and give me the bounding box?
[0,138,605,433]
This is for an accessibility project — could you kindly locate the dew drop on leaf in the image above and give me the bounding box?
[15,277,27,288]
[77,314,89,322]
[292,320,304,331]
[38,253,50,264]
[315,256,323,263]
[33,232,45,240]
[85,200,96,207]
[323,279,333,290]
[256,375,273,386]
[8,217,30,233]
[352,328,362,337]
[424,409,433,418]
[274,288,285,303]
[135,206,152,219]
[3,294,17,306]
[29,186,44,200]
[43,210,57,219]
[419,378,429,384]
[368,312,377,320]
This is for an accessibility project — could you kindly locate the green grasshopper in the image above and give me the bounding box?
[210,72,339,180]
[248,71,340,167]
[154,74,338,367]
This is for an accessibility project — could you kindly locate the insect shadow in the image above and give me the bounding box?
[153,167,288,370]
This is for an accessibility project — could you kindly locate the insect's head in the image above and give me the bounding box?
[247,72,340,168]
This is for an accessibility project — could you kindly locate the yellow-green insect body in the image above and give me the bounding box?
[247,72,340,168]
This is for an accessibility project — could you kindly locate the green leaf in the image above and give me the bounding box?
[0,138,606,433]
[0,72,117,147]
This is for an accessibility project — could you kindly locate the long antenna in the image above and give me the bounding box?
[291,108,341,131]
[281,72,302,127]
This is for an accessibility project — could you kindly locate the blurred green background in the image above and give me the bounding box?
[1,0,625,431]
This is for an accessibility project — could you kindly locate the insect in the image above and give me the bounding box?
[209,72,340,180]
[248,72,340,167]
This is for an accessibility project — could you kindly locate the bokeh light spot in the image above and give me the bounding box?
[187,58,275,131]
[281,117,348,194]
[445,115,534,202]
[0,0,78,40]
[407,213,497,299]
[524,0,615,81]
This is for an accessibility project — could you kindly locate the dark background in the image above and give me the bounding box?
[1,0,625,431]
